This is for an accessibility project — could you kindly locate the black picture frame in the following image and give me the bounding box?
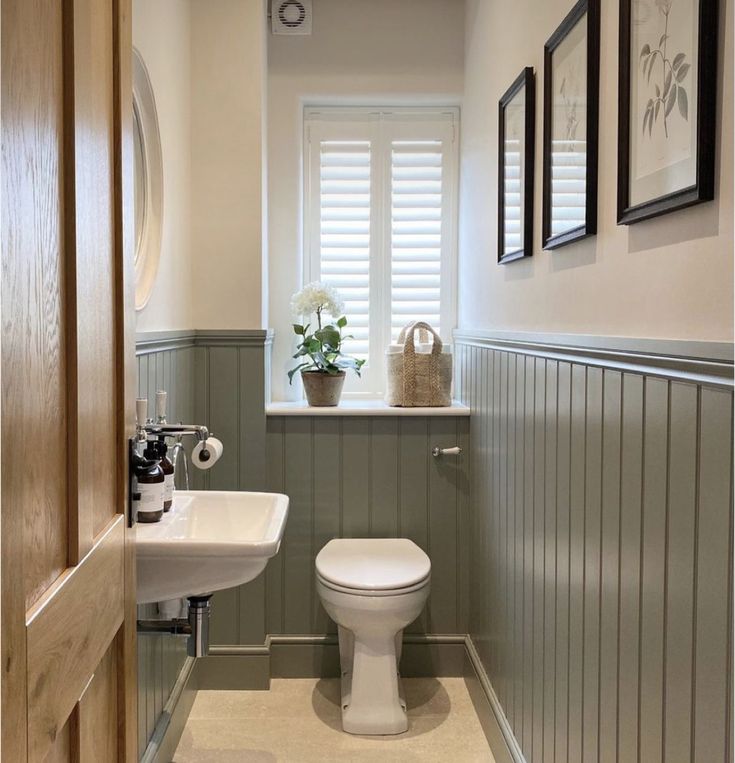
[617,0,718,224]
[542,0,600,249]
[498,67,536,264]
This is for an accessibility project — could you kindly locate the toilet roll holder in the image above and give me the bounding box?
[431,445,463,457]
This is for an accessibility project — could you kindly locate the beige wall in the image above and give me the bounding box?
[459,0,733,342]
[133,0,268,333]
[190,0,268,330]
[267,0,465,400]
[133,0,194,332]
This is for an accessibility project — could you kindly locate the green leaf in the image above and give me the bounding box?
[315,327,340,348]
[655,84,661,98]
[287,363,312,383]
[292,324,305,335]
[655,100,661,120]
[665,83,677,117]
[640,43,651,61]
[672,52,686,70]
[663,70,672,98]
[305,337,322,352]
[336,316,347,328]
[676,63,691,82]
[678,86,688,120]
[659,34,668,47]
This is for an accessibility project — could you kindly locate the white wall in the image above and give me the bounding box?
[190,0,268,330]
[267,0,465,400]
[133,0,194,332]
[459,0,733,343]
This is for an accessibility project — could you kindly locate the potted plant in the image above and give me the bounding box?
[288,282,365,406]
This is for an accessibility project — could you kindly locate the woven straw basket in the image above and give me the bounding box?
[385,321,452,407]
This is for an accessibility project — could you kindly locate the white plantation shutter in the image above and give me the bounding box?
[390,141,443,339]
[319,140,371,358]
[305,109,458,396]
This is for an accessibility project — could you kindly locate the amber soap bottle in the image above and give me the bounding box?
[136,443,165,523]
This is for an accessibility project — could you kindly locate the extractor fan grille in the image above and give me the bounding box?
[272,0,312,35]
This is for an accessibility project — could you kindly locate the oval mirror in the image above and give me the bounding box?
[132,47,163,311]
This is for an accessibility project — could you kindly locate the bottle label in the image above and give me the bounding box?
[134,481,164,516]
[164,474,175,504]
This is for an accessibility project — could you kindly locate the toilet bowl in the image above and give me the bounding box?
[315,538,431,735]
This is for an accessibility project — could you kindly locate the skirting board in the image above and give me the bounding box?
[142,656,198,763]
[196,635,467,689]
[463,636,526,763]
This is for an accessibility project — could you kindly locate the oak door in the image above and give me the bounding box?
[1,0,137,760]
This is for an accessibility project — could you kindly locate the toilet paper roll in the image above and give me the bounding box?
[191,437,223,470]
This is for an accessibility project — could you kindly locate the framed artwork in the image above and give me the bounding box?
[542,0,600,249]
[617,0,718,224]
[498,67,536,264]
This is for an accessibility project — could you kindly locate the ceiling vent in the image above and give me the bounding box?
[271,0,312,35]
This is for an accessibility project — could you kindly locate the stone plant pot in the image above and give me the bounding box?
[301,370,346,407]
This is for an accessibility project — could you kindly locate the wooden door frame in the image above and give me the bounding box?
[114,0,138,759]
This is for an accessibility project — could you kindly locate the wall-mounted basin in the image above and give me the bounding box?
[136,490,289,604]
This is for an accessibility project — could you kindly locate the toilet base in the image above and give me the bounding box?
[338,626,408,735]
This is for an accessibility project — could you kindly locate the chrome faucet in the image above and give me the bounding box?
[168,438,191,490]
[143,422,210,443]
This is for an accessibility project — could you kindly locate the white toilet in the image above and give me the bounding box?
[315,538,431,735]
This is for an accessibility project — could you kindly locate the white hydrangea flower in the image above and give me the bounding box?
[290,281,345,319]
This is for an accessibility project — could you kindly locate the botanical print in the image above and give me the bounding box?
[631,0,698,197]
[639,0,691,139]
[503,87,525,255]
[551,17,587,237]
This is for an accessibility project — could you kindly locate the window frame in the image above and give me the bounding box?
[303,106,459,398]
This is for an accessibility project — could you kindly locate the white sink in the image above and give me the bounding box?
[136,490,289,604]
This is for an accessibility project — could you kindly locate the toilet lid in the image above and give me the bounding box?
[315,538,431,591]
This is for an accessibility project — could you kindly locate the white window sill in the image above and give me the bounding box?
[266,399,470,417]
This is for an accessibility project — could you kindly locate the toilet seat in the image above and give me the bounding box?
[316,538,431,592]
[316,571,430,597]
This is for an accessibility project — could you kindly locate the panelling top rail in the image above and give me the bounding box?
[454,330,734,389]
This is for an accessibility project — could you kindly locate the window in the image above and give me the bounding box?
[304,108,458,396]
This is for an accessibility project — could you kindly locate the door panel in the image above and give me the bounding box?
[1,0,136,759]
[26,518,124,762]
[78,640,119,763]
[2,0,70,617]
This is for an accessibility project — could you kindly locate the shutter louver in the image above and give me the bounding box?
[390,140,443,340]
[550,139,586,236]
[503,138,522,251]
[319,140,371,358]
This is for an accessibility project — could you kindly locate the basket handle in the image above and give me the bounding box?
[397,321,430,345]
[402,322,443,405]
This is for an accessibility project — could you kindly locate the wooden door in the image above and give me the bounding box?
[1,0,137,760]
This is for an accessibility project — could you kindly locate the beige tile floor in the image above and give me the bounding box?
[174,677,494,762]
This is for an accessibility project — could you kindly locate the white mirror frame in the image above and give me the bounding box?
[132,47,164,311]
